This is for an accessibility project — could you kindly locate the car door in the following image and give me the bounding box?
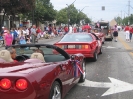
[60,60,75,94]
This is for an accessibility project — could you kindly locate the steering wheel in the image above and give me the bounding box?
[22,55,30,59]
[15,55,27,62]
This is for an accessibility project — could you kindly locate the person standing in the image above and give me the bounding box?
[113,25,118,42]
[64,26,68,35]
[19,31,26,44]
[11,28,18,45]
[36,26,41,42]
[69,25,73,33]
[30,25,37,43]
[4,30,13,49]
[124,25,130,42]
[48,24,53,39]
[129,25,133,42]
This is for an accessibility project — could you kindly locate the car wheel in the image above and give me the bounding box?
[92,52,98,62]
[49,81,61,99]
[99,47,102,54]
[79,60,86,83]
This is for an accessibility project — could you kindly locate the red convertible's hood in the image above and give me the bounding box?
[0,62,52,74]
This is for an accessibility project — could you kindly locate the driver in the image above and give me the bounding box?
[7,47,18,62]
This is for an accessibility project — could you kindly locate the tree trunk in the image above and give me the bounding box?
[0,11,6,32]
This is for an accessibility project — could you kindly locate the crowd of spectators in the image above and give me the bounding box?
[0,23,92,49]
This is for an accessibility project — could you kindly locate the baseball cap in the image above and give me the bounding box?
[4,30,7,33]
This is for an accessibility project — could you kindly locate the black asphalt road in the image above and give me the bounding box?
[63,31,133,99]
[39,33,133,99]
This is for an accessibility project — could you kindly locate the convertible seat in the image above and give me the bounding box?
[0,50,13,62]
[30,53,45,62]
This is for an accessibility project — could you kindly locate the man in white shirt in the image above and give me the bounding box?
[69,25,73,33]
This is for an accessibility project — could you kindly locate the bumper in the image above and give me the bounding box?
[65,50,94,58]
[0,91,36,99]
[105,35,112,39]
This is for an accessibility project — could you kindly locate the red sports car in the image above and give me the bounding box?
[0,44,86,99]
[54,33,102,62]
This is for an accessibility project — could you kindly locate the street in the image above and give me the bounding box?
[38,32,133,99]
[63,31,133,99]
[1,32,133,99]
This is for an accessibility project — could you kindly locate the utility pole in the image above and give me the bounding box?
[121,11,122,19]
[128,0,130,17]
[66,0,77,31]
[127,0,130,25]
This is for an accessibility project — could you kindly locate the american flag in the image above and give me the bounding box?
[97,21,100,28]
[74,60,84,77]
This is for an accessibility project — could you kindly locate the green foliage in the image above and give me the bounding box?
[27,0,56,23]
[67,5,78,25]
[114,16,122,25]
[56,4,91,25]
[115,14,133,25]
[56,8,68,25]
[0,0,34,15]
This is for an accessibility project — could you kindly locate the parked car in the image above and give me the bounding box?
[54,33,102,61]
[0,44,86,99]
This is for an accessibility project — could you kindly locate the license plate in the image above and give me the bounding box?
[68,45,75,49]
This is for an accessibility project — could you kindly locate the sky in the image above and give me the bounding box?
[50,0,133,22]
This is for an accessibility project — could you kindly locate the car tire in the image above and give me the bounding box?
[49,81,61,99]
[92,52,98,62]
[79,60,86,83]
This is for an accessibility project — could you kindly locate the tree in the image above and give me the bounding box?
[24,0,57,25]
[76,12,91,25]
[56,8,68,25]
[114,16,122,25]
[0,0,34,28]
[67,5,78,25]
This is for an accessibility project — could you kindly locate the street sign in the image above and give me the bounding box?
[78,77,133,96]
[102,6,105,10]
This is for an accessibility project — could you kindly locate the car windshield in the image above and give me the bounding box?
[15,46,53,56]
[11,44,70,62]
[60,34,93,42]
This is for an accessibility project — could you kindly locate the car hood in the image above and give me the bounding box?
[0,62,53,74]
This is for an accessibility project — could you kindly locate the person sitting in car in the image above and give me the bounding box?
[7,47,18,62]
[33,49,44,56]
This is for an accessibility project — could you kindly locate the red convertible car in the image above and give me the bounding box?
[0,44,86,99]
[54,33,102,61]
[92,28,105,44]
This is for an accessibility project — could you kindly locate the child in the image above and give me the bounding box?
[26,35,31,44]
[19,31,26,44]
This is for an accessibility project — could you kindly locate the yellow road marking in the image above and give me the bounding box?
[118,37,133,56]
